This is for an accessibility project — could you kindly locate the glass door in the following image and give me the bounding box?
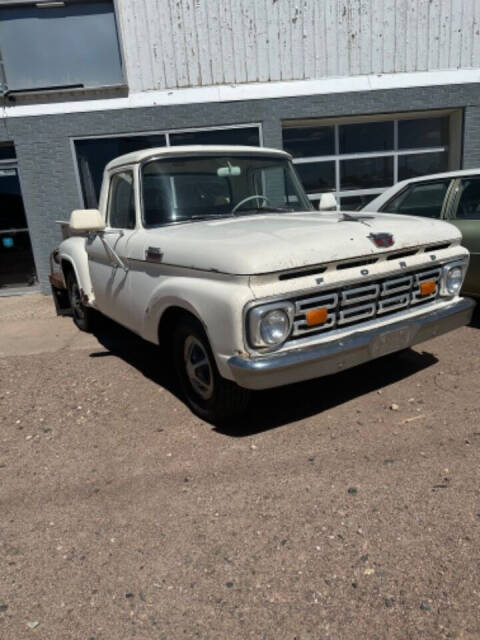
[0,163,37,289]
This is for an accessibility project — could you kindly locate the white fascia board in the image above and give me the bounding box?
[3,68,480,119]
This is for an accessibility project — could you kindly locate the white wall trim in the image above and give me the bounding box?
[2,68,480,119]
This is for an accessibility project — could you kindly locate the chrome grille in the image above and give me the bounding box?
[291,267,442,339]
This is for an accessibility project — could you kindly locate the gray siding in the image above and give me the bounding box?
[116,0,480,92]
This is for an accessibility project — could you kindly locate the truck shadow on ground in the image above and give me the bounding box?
[469,302,480,329]
[89,315,438,436]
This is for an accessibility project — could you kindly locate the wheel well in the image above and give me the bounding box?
[61,260,74,282]
[158,307,198,346]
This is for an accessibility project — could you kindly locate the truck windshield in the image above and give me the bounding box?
[142,154,313,226]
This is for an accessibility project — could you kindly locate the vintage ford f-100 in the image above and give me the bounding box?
[50,146,474,421]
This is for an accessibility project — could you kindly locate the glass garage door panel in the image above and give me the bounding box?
[282,126,335,158]
[340,157,394,190]
[398,151,448,181]
[295,161,335,193]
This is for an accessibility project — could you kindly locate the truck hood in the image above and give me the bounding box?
[143,211,461,275]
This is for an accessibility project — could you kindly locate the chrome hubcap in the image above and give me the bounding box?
[184,336,213,400]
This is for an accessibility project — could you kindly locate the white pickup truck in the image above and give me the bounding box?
[50,145,474,422]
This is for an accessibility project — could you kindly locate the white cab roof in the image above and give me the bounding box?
[106,145,290,170]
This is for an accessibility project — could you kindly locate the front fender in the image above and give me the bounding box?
[142,274,255,380]
[58,236,95,304]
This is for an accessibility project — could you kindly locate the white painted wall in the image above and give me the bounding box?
[115,0,480,93]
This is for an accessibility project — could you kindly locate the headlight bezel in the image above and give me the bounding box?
[440,260,468,297]
[248,301,295,349]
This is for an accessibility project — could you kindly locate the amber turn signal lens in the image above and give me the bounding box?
[420,280,436,296]
[306,307,328,326]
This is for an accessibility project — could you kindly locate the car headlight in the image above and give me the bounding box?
[441,261,467,297]
[248,301,294,348]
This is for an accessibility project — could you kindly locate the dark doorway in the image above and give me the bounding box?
[0,152,37,289]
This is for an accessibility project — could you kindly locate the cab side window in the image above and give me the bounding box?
[455,178,480,220]
[381,180,450,218]
[108,172,136,229]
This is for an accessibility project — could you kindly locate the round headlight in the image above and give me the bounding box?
[446,266,463,295]
[259,309,291,345]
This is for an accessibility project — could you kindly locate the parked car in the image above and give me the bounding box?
[50,146,474,422]
[364,170,480,297]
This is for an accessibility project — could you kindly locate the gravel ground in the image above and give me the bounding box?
[0,295,479,639]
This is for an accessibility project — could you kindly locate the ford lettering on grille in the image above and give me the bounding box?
[291,267,441,339]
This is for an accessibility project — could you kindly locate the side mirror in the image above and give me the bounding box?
[318,193,337,211]
[69,209,105,232]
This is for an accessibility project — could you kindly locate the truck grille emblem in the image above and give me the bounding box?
[368,232,394,248]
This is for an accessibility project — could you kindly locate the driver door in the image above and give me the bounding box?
[87,168,138,328]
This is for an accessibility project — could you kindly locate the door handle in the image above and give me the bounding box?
[145,246,163,262]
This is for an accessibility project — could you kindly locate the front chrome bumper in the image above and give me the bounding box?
[228,297,475,390]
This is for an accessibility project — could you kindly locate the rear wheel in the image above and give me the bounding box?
[172,316,250,423]
[66,271,94,332]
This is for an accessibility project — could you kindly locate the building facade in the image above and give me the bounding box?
[0,0,479,292]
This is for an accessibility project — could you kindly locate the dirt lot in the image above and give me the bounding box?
[0,294,479,639]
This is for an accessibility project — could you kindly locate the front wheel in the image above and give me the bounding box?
[172,317,250,423]
[66,271,94,332]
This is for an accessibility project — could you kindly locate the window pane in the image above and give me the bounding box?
[340,194,378,211]
[0,3,123,91]
[340,157,393,190]
[142,155,312,226]
[398,151,448,181]
[0,144,16,160]
[75,135,167,208]
[109,173,135,229]
[170,127,260,147]
[295,161,335,193]
[282,126,335,158]
[398,116,449,149]
[339,122,393,154]
[456,178,480,220]
[383,181,450,218]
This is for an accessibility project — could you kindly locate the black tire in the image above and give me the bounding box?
[172,316,250,423]
[66,271,94,332]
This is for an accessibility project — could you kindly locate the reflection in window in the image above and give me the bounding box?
[0,2,123,92]
[295,162,335,193]
[142,155,312,227]
[75,135,167,208]
[398,117,449,149]
[108,172,135,229]
[284,112,456,209]
[456,179,480,220]
[341,157,394,190]
[170,127,260,147]
[339,122,393,154]
[282,126,335,158]
[340,194,378,211]
[383,181,450,218]
[398,151,448,181]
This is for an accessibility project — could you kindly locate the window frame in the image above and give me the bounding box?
[71,123,263,208]
[0,0,125,96]
[282,110,461,209]
[106,168,137,230]
[379,178,455,219]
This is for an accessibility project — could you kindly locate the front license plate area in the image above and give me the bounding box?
[369,326,412,358]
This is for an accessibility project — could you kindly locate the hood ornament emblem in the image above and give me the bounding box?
[368,232,394,248]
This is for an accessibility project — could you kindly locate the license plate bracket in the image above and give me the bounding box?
[369,326,412,358]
